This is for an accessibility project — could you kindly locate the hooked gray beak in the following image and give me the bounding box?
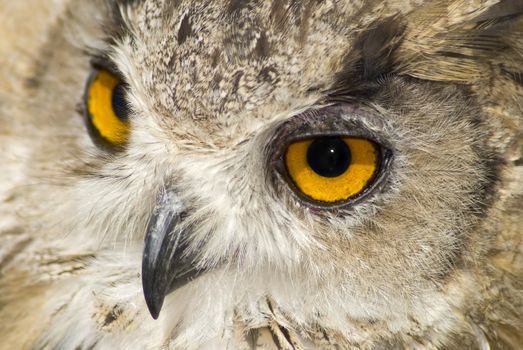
[142,188,202,319]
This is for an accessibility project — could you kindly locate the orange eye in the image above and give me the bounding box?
[285,137,379,203]
[84,68,130,146]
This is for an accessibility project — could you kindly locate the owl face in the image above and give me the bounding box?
[73,0,497,319]
[11,0,520,348]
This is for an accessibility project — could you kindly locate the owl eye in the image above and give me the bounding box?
[83,68,130,147]
[285,136,379,204]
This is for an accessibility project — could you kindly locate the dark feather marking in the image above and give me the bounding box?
[0,238,33,273]
[246,328,260,350]
[270,0,292,32]
[167,51,177,70]
[227,0,253,16]
[231,70,244,96]
[257,66,279,84]
[326,16,406,100]
[502,69,523,87]
[254,32,270,58]
[177,12,193,45]
[294,0,319,45]
[472,0,523,23]
[268,324,284,350]
[107,0,139,40]
[266,299,297,350]
[210,48,221,68]
[211,72,223,89]
[277,325,296,350]
[102,305,123,327]
[356,16,405,80]
[111,0,141,6]
[288,0,303,27]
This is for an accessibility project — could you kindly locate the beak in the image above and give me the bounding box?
[142,188,202,319]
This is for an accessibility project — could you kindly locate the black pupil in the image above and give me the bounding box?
[111,83,129,121]
[306,137,351,177]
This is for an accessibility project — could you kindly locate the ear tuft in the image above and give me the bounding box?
[395,0,523,83]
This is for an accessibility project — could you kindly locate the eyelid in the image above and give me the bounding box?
[269,106,393,166]
[89,56,124,81]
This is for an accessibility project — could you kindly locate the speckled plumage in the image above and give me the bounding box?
[0,0,521,349]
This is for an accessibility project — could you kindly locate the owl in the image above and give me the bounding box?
[0,0,521,349]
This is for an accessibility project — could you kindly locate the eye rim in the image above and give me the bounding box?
[82,65,130,151]
[270,104,394,210]
[281,135,391,209]
[285,136,381,205]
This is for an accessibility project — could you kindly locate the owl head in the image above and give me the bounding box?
[1,0,522,348]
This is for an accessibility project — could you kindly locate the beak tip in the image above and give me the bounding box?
[147,304,161,320]
[143,284,164,320]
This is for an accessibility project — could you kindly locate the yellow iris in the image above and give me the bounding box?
[86,69,129,145]
[285,138,378,203]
